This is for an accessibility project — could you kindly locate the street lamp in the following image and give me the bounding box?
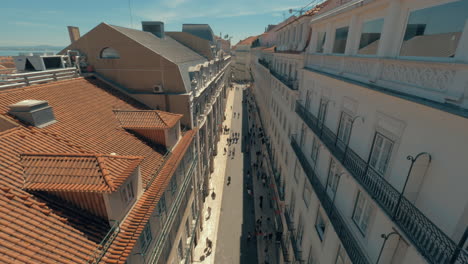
[376,231,401,264]
[343,115,364,160]
[393,152,432,219]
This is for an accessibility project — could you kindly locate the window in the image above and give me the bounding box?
[352,191,373,234]
[297,214,304,245]
[337,112,353,145]
[335,245,349,264]
[169,175,177,195]
[289,190,296,216]
[121,181,134,205]
[185,219,191,238]
[333,26,349,54]
[369,133,394,175]
[311,137,320,166]
[140,224,152,253]
[327,159,341,196]
[191,202,197,220]
[317,99,328,127]
[358,18,384,55]
[400,0,468,57]
[307,246,317,264]
[177,239,184,261]
[293,161,301,183]
[316,32,326,53]
[100,47,120,59]
[156,194,167,216]
[303,181,312,207]
[300,123,307,146]
[315,210,326,241]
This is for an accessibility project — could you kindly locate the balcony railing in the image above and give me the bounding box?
[291,136,370,264]
[290,231,303,262]
[0,67,79,89]
[148,158,198,263]
[258,58,297,90]
[284,207,295,231]
[280,235,291,263]
[295,101,468,264]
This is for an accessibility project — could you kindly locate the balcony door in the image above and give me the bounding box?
[337,112,353,151]
[304,90,311,111]
[300,123,306,146]
[317,99,328,129]
[369,132,394,176]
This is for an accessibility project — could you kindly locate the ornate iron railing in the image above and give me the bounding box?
[284,207,295,231]
[184,214,200,264]
[280,235,291,263]
[257,58,297,90]
[289,231,303,262]
[291,136,370,264]
[295,101,468,264]
[147,158,198,263]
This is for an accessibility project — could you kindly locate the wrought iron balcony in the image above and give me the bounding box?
[280,235,291,263]
[289,231,303,262]
[257,58,297,90]
[284,206,295,231]
[291,136,370,264]
[147,158,198,263]
[295,102,468,264]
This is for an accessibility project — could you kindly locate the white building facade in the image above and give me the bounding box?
[251,0,468,263]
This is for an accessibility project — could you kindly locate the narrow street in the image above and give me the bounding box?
[193,82,279,264]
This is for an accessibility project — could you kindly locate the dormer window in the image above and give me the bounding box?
[121,181,134,204]
[100,47,120,59]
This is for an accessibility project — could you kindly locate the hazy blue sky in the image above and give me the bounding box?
[0,0,316,47]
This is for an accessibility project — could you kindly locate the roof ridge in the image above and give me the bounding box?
[95,155,116,191]
[0,77,84,95]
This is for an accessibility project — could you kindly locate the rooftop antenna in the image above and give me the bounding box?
[289,8,304,16]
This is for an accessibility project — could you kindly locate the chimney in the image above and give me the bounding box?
[67,26,81,43]
[142,21,165,38]
[8,100,57,128]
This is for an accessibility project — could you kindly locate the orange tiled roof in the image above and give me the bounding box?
[0,77,183,263]
[114,110,182,129]
[102,129,197,263]
[237,35,258,46]
[21,153,144,193]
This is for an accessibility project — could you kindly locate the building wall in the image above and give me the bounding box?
[62,23,187,94]
[251,0,468,263]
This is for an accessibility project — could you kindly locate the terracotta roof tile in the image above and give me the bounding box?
[236,35,259,46]
[114,110,182,129]
[21,153,144,193]
[101,129,197,263]
[0,77,184,263]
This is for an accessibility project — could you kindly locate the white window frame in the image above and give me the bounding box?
[140,224,152,253]
[327,158,341,197]
[337,112,353,145]
[120,181,134,205]
[303,180,312,208]
[315,209,326,242]
[352,191,373,235]
[369,132,394,176]
[311,137,320,167]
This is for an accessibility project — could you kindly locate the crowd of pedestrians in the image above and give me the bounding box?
[243,85,278,264]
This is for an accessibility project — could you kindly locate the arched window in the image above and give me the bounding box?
[100,47,120,59]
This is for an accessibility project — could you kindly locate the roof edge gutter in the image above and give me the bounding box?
[309,0,373,24]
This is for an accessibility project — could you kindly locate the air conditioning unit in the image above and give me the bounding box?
[152,84,164,93]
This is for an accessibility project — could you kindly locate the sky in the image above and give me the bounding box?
[0,0,314,47]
